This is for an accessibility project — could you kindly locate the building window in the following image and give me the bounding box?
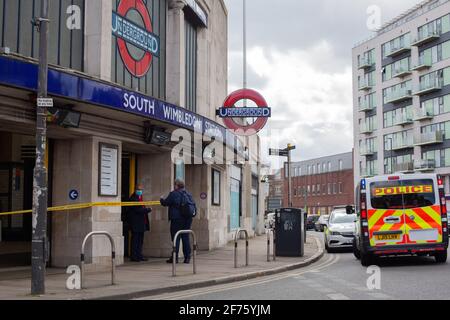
[175,159,185,181]
[212,169,221,206]
[328,183,331,195]
[185,18,198,112]
[339,183,343,194]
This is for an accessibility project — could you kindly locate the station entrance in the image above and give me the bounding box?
[0,132,53,268]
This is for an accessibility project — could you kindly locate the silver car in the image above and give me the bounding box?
[324,211,357,253]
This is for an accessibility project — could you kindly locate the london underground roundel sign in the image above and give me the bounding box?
[217,89,271,136]
[112,0,160,78]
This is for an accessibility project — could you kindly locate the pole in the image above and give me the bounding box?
[288,146,292,208]
[31,0,49,295]
[243,0,247,107]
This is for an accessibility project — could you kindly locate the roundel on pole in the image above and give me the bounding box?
[113,0,160,78]
[218,89,271,136]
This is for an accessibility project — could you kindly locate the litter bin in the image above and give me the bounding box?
[275,208,305,257]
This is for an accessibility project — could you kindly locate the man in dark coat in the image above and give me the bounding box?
[128,184,152,262]
[160,179,195,264]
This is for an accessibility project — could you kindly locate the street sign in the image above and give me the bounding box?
[37,97,53,108]
[69,190,79,201]
[269,149,289,157]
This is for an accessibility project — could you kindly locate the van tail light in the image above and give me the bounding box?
[439,186,447,217]
[360,192,369,239]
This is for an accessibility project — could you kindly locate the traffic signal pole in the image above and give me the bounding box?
[31,0,50,296]
[287,147,292,207]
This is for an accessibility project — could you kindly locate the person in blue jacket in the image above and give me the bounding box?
[160,179,194,264]
[128,184,152,262]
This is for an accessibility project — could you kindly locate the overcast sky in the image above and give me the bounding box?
[223,0,421,171]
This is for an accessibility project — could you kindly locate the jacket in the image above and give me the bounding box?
[128,193,151,233]
[160,188,192,221]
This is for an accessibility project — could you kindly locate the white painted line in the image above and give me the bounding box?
[367,292,392,300]
[327,293,351,300]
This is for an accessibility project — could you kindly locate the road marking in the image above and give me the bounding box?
[327,293,350,300]
[315,287,336,294]
[367,292,393,300]
[140,243,338,300]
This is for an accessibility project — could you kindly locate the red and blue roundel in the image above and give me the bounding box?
[112,0,160,78]
[218,89,271,136]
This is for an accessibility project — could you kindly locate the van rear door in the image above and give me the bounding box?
[368,178,442,247]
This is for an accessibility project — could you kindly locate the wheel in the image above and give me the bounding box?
[360,252,373,267]
[435,251,447,263]
[353,238,361,260]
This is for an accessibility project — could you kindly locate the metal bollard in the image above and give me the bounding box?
[267,228,276,262]
[80,231,116,289]
[172,230,197,277]
[234,229,249,268]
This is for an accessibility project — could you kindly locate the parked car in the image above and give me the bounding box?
[324,210,357,253]
[306,215,320,230]
[314,215,329,232]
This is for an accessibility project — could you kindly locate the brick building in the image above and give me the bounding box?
[282,152,355,215]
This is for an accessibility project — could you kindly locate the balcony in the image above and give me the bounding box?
[411,56,432,71]
[394,162,415,173]
[415,159,436,172]
[392,67,412,78]
[412,30,440,46]
[358,57,373,70]
[361,168,379,178]
[358,100,376,112]
[384,89,413,104]
[358,80,374,91]
[385,45,411,58]
[394,113,414,126]
[415,79,442,96]
[391,140,414,151]
[360,146,376,156]
[414,109,434,121]
[360,123,375,134]
[414,131,444,146]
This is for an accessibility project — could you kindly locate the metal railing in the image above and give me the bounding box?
[80,231,116,289]
[172,230,197,277]
[266,228,276,262]
[234,229,249,268]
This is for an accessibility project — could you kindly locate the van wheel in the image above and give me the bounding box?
[353,239,361,260]
[360,252,373,267]
[435,251,447,263]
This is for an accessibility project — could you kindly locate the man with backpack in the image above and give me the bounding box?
[160,179,197,264]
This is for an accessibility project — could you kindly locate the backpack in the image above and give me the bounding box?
[179,190,197,218]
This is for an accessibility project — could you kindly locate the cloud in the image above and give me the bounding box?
[243,43,353,169]
[224,0,422,170]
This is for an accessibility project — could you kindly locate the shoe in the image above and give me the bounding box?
[140,258,149,262]
[184,258,191,264]
[166,258,179,264]
[130,258,141,262]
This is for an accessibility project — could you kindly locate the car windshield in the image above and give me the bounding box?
[330,214,356,224]
[370,179,436,209]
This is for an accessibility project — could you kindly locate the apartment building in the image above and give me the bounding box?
[353,0,450,195]
[282,152,354,215]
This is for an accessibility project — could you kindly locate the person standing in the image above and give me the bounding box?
[160,179,196,264]
[128,184,152,262]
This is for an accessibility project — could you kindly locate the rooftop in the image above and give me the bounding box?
[354,0,449,48]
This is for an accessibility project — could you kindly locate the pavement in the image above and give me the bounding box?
[0,232,323,300]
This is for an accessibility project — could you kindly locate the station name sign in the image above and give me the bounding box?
[217,107,271,118]
[112,12,160,57]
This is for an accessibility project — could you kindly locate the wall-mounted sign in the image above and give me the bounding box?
[99,143,119,197]
[217,89,271,136]
[69,190,79,201]
[112,0,160,78]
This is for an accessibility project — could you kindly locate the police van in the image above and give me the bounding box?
[351,174,449,266]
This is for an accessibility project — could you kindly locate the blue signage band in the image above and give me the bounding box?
[0,55,242,151]
[217,107,272,118]
[112,12,160,57]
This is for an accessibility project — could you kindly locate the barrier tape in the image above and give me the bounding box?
[0,201,162,217]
